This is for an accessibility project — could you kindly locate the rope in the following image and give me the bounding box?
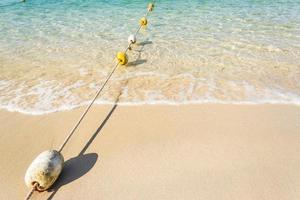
[25,1,156,199]
[24,183,38,200]
[57,61,120,153]
[58,1,156,153]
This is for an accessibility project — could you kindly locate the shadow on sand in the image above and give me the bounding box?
[46,103,118,199]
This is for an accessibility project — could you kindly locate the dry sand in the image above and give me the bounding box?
[0,104,300,200]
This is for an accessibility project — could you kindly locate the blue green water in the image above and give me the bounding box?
[0,0,300,114]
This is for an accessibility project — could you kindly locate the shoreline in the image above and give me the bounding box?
[1,101,300,116]
[1,104,300,199]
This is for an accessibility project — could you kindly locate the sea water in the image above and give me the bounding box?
[0,0,299,114]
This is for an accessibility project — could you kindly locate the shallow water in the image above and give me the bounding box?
[0,0,300,114]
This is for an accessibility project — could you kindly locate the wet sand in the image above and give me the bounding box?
[0,104,300,199]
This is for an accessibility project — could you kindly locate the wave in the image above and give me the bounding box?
[1,78,300,115]
[1,99,300,116]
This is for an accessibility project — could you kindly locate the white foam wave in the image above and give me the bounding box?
[1,99,300,116]
[1,96,300,116]
[1,77,300,115]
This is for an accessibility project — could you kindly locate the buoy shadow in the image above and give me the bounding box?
[46,153,98,199]
[0,2,21,8]
[137,40,153,46]
[127,59,147,67]
[127,40,152,67]
[51,153,98,189]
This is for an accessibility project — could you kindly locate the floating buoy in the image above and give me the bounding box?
[25,150,64,191]
[128,34,137,44]
[148,3,154,11]
[140,17,148,26]
[117,52,128,65]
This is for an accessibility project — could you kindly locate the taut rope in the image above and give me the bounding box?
[24,183,38,200]
[57,61,120,153]
[24,1,156,199]
[58,1,155,153]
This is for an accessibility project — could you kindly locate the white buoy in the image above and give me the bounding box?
[128,34,136,44]
[25,150,64,191]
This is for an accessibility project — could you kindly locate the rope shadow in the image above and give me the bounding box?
[46,102,119,200]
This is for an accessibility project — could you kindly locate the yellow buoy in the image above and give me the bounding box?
[148,3,154,12]
[140,17,148,26]
[117,52,128,65]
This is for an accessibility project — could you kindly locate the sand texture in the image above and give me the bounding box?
[0,104,300,200]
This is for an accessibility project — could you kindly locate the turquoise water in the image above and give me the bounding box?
[0,0,300,114]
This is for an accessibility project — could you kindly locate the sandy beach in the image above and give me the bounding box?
[1,0,300,199]
[1,104,299,199]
